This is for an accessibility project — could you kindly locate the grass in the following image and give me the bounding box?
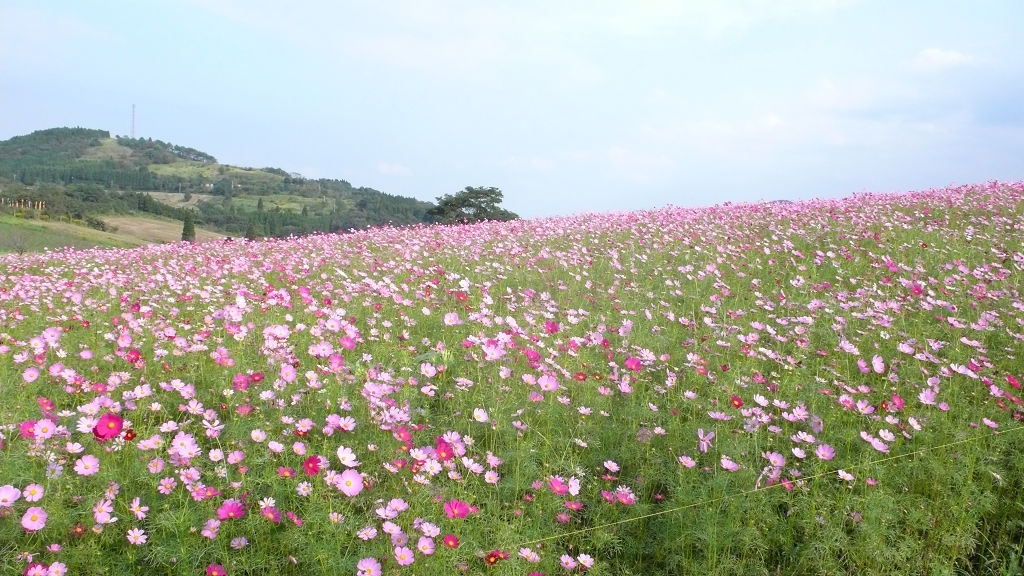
[146,191,219,209]
[148,162,285,189]
[0,213,142,252]
[80,139,135,162]
[101,215,224,243]
[146,191,329,214]
[0,182,1023,575]
[0,213,223,253]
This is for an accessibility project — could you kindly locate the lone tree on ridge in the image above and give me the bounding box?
[426,186,518,225]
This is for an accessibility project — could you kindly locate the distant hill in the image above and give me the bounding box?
[0,127,434,238]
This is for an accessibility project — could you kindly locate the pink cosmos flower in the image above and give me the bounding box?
[356,557,382,576]
[126,527,147,545]
[129,497,148,520]
[93,499,115,524]
[32,419,56,440]
[720,455,740,472]
[0,485,21,507]
[547,476,569,496]
[280,363,297,383]
[22,483,44,502]
[872,355,886,374]
[394,546,415,566]
[260,506,282,523]
[206,564,226,576]
[763,451,786,467]
[201,518,221,539]
[338,469,364,497]
[74,454,100,476]
[537,374,559,392]
[815,444,836,461]
[417,536,435,555]
[697,428,715,453]
[919,388,937,405]
[21,506,48,531]
[23,366,40,383]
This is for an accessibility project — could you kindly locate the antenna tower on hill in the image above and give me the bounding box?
[131,104,136,138]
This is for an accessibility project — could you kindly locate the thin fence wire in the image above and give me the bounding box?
[517,423,1024,548]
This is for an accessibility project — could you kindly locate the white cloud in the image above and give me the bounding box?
[909,48,973,72]
[376,162,410,175]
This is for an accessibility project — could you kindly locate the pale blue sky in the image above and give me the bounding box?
[2,1,1022,218]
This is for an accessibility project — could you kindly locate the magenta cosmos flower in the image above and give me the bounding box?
[22,506,48,532]
[444,499,471,519]
[217,499,246,520]
[206,564,226,576]
[93,412,124,442]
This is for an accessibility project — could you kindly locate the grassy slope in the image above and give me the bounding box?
[79,138,135,162]
[0,214,142,252]
[102,214,224,243]
[147,190,329,213]
[143,191,217,209]
[147,161,284,188]
[0,213,223,253]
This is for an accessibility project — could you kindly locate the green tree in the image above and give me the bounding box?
[244,221,261,240]
[426,186,518,224]
[181,211,196,242]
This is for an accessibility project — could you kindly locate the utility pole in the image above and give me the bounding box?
[131,104,136,138]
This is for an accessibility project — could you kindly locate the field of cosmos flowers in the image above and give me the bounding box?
[2,181,1024,576]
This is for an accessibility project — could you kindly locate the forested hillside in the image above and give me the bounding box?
[0,127,433,237]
